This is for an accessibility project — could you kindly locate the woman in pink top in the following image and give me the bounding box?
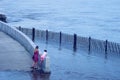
[31,46,40,68]
[40,50,47,64]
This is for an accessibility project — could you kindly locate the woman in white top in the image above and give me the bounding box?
[40,50,47,64]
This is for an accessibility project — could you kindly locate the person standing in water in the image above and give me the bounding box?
[31,46,40,69]
[40,50,47,64]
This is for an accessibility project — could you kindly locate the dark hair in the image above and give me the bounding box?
[44,50,47,52]
[36,46,39,49]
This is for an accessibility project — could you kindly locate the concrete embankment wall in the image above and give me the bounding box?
[0,21,36,55]
[0,22,51,73]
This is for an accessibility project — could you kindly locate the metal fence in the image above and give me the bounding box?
[17,27,120,55]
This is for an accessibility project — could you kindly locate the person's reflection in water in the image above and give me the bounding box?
[30,70,50,80]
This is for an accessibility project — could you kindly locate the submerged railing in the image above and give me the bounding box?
[17,27,120,56]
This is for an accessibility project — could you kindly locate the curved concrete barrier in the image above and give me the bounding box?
[0,21,51,73]
[0,21,36,55]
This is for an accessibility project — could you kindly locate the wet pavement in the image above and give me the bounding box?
[0,31,50,80]
[0,33,120,80]
[0,31,32,71]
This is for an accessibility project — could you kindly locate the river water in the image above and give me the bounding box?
[0,0,120,42]
[1,40,120,80]
[0,0,120,80]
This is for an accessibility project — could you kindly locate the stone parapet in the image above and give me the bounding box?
[0,21,36,55]
[0,21,51,73]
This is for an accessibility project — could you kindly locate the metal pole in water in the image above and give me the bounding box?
[73,34,77,52]
[105,40,108,59]
[46,30,48,44]
[88,37,91,52]
[32,28,35,42]
[19,26,21,31]
[59,31,62,46]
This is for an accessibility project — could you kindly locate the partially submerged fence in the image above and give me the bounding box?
[18,27,120,55]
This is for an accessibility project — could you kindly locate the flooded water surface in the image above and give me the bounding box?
[0,40,120,80]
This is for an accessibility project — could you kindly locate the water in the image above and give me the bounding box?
[0,39,120,80]
[0,38,120,80]
[35,40,120,80]
[1,0,120,80]
[0,0,120,43]
[0,70,50,80]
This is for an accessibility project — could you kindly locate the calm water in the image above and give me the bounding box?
[0,0,120,42]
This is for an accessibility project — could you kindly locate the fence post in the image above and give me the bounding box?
[73,34,77,52]
[59,31,62,47]
[46,30,48,43]
[88,37,91,52]
[19,26,21,31]
[105,40,108,54]
[32,28,35,42]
